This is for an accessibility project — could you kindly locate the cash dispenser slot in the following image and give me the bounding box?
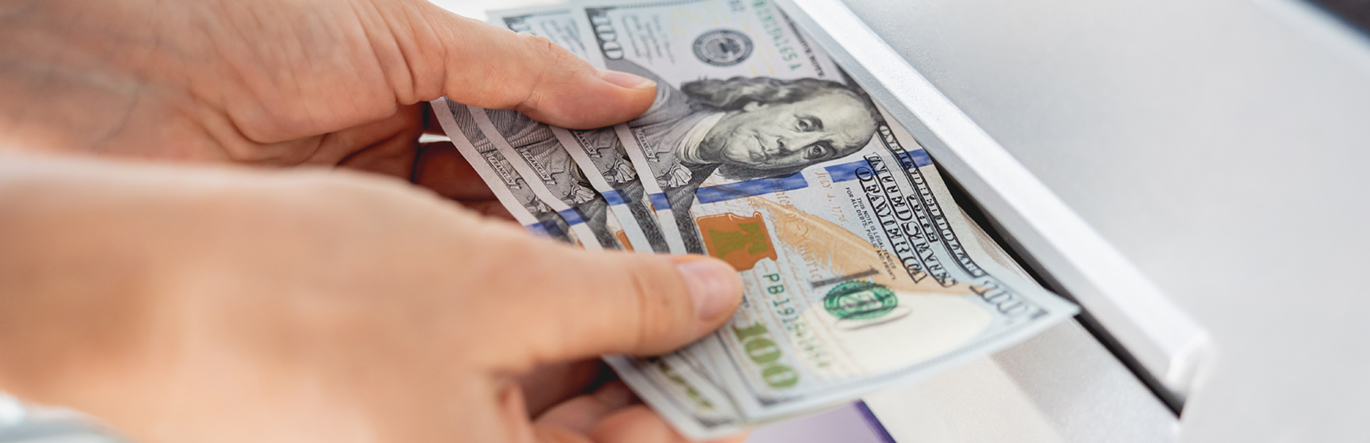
[775,0,1213,415]
[935,165,1189,414]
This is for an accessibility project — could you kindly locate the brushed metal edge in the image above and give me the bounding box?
[775,0,1213,402]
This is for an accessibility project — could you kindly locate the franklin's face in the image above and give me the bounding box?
[700,91,877,171]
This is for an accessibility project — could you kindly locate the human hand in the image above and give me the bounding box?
[0,155,742,443]
[0,0,654,179]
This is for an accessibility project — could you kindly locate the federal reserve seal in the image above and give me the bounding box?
[824,281,910,329]
[692,29,753,67]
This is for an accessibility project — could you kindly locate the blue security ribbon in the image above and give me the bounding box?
[695,172,810,204]
[559,208,587,225]
[649,192,671,210]
[602,189,627,206]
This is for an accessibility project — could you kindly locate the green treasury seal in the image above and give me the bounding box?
[823,281,898,320]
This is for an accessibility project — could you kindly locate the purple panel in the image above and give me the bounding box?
[745,401,894,443]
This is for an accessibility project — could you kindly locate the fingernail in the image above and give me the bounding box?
[675,257,739,320]
[599,68,656,89]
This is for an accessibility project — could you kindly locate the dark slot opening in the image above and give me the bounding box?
[933,163,1187,416]
[1306,0,1370,37]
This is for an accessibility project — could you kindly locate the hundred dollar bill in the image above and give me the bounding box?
[469,106,629,250]
[430,97,581,244]
[556,0,1079,438]
[483,9,743,412]
[489,7,674,253]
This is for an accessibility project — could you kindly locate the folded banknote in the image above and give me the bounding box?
[431,0,1078,439]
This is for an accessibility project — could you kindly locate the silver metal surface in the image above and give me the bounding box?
[821,0,1370,440]
[864,320,1177,443]
[0,395,24,428]
[858,208,1176,443]
[0,402,126,443]
[746,404,888,443]
[778,0,1212,404]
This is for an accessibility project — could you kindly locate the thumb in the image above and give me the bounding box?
[490,247,742,366]
[419,5,657,129]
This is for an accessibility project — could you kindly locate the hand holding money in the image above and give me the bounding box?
[0,0,655,165]
[2,0,1077,440]
[1,0,752,443]
[0,155,744,443]
[437,1,1079,439]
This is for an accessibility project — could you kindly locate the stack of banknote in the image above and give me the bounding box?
[430,0,1078,438]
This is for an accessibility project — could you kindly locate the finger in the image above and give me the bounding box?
[535,382,638,434]
[226,104,423,167]
[411,142,519,220]
[410,143,520,220]
[479,244,742,366]
[461,199,517,221]
[591,406,749,443]
[334,105,426,179]
[499,380,539,443]
[520,360,611,417]
[588,405,699,443]
[533,406,679,443]
[411,142,496,201]
[415,4,657,129]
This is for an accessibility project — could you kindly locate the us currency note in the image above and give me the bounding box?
[485,8,742,409]
[430,97,581,245]
[554,0,1078,437]
[469,106,628,250]
[439,1,1082,439]
[493,7,691,254]
[490,8,675,253]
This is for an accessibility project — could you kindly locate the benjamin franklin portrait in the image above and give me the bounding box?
[606,59,883,253]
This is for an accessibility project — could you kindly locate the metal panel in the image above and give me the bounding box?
[777,0,1212,407]
[821,0,1370,440]
[864,320,1177,443]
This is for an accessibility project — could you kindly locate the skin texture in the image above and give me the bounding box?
[700,92,877,171]
[0,0,745,442]
[0,0,655,164]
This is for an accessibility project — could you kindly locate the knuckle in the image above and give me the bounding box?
[618,262,654,352]
[514,33,584,108]
[623,260,683,350]
[521,34,570,65]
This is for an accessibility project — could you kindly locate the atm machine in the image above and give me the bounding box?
[752,0,1370,441]
[3,0,1369,442]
